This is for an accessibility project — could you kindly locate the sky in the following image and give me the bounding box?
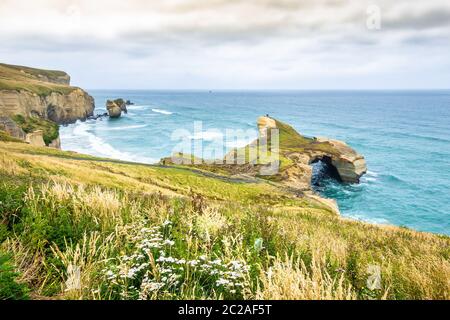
[1,0,450,90]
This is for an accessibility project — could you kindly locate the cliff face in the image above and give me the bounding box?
[0,116,26,140]
[0,88,94,124]
[0,63,95,124]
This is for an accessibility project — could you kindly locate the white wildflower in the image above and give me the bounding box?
[216,278,230,286]
[188,260,199,266]
[163,239,175,246]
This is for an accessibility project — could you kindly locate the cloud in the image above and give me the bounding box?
[383,2,450,30]
[0,0,449,89]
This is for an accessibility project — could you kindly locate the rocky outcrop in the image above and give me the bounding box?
[0,89,94,124]
[256,116,367,184]
[257,116,277,138]
[0,63,95,124]
[48,136,61,149]
[0,116,60,148]
[311,137,367,183]
[106,99,128,118]
[0,63,95,149]
[160,116,367,215]
[25,130,46,147]
[0,116,26,140]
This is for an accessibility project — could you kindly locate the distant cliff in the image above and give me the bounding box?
[0,63,94,124]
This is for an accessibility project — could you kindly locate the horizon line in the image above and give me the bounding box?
[83,88,450,92]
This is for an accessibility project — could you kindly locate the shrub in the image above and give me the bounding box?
[12,115,59,145]
[0,252,29,300]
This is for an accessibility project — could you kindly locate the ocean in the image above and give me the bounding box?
[60,90,450,235]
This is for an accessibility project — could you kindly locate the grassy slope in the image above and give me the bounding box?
[0,130,24,143]
[0,63,76,96]
[0,140,449,300]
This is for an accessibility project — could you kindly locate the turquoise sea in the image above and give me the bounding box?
[60,90,450,235]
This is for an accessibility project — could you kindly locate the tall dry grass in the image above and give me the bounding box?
[255,255,358,300]
[50,232,115,300]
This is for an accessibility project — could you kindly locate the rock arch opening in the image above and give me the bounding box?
[311,156,342,186]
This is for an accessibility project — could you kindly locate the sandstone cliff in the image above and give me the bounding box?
[0,88,94,124]
[0,63,94,124]
[0,116,26,140]
[106,98,128,118]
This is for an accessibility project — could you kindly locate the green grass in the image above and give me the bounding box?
[275,119,312,149]
[0,130,24,143]
[0,63,68,79]
[0,251,29,300]
[12,115,59,145]
[0,63,76,97]
[0,141,449,300]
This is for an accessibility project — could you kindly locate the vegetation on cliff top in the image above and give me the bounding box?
[0,140,449,300]
[12,115,59,145]
[0,63,76,97]
[0,63,68,79]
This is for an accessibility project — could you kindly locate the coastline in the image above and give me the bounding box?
[57,89,450,236]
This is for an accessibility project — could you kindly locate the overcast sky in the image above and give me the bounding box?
[1,0,449,89]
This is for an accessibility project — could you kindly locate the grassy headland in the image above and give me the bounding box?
[0,63,75,97]
[0,137,448,300]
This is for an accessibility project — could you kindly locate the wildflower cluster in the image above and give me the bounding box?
[102,220,249,299]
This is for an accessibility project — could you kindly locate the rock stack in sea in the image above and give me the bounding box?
[106,98,128,118]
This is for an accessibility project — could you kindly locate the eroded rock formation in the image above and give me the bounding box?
[161,116,367,215]
[0,63,95,124]
[311,137,367,183]
[256,116,367,184]
[25,130,46,147]
[0,89,95,124]
[0,116,26,140]
[106,98,128,118]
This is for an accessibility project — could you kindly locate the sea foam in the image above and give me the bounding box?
[66,122,157,164]
[152,108,173,115]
